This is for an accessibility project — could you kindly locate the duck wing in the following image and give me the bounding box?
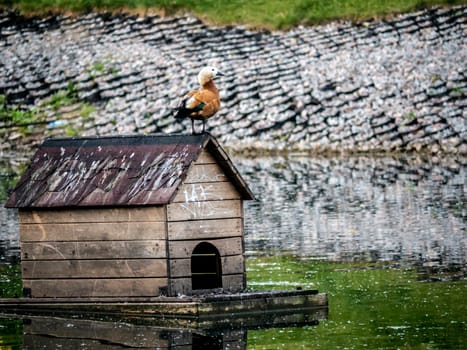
[174,89,219,119]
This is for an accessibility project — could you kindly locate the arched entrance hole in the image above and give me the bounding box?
[192,333,223,350]
[191,242,222,290]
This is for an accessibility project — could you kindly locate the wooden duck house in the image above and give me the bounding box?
[5,134,254,299]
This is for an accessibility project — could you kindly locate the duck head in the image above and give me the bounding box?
[198,66,224,87]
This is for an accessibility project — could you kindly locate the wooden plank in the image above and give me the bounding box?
[168,218,242,240]
[20,221,166,242]
[167,200,241,222]
[21,240,166,260]
[169,277,191,296]
[184,163,226,183]
[196,150,216,164]
[170,255,244,277]
[221,255,245,275]
[169,237,243,259]
[23,278,167,298]
[172,182,240,203]
[222,274,245,293]
[22,259,167,279]
[19,206,165,224]
[168,274,244,295]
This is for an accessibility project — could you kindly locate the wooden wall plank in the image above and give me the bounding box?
[168,274,245,295]
[196,150,216,164]
[169,237,243,259]
[22,259,167,279]
[168,218,242,240]
[129,207,166,222]
[222,274,245,293]
[169,278,191,296]
[184,163,226,183]
[172,182,240,203]
[19,207,165,224]
[221,255,245,275]
[23,278,167,298]
[167,200,241,222]
[20,221,166,242]
[21,240,166,260]
[170,255,244,277]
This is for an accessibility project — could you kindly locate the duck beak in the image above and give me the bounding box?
[217,70,225,77]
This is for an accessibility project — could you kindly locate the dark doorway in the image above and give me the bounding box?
[192,333,223,350]
[191,242,222,290]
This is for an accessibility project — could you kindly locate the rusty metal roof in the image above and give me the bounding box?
[5,133,254,208]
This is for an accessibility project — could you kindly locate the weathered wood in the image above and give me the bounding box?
[221,255,245,275]
[170,255,244,277]
[169,237,243,259]
[22,240,166,260]
[167,199,241,222]
[168,218,242,240]
[168,273,244,295]
[22,259,167,279]
[0,290,328,329]
[184,163,226,183]
[20,221,166,242]
[23,278,167,298]
[222,274,245,292]
[19,207,165,224]
[196,150,216,164]
[169,277,191,296]
[172,182,241,203]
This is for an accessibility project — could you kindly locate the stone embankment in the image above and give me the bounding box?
[0,6,466,156]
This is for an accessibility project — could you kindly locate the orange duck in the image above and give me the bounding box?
[174,66,224,134]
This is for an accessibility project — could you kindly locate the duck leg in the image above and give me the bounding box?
[191,119,195,135]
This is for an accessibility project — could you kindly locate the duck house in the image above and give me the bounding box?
[5,134,254,298]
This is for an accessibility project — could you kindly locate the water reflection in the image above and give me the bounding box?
[1,314,320,349]
[2,316,244,349]
[236,155,465,267]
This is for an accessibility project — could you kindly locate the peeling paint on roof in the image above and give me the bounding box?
[6,133,254,208]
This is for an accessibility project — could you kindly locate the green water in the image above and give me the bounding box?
[0,257,465,349]
[246,256,466,349]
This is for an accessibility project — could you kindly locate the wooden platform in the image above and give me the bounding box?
[0,289,327,328]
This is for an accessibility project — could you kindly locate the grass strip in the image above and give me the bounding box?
[0,0,465,29]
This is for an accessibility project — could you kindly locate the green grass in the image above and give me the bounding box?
[0,173,19,201]
[0,95,46,126]
[0,317,22,350]
[0,264,22,298]
[1,0,465,29]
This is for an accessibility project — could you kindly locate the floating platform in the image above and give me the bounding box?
[0,289,327,328]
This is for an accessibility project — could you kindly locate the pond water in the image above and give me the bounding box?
[0,154,466,349]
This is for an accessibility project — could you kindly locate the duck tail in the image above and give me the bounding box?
[174,106,190,119]
[174,100,206,119]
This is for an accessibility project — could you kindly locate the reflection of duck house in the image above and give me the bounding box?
[6,134,253,298]
[24,316,249,349]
